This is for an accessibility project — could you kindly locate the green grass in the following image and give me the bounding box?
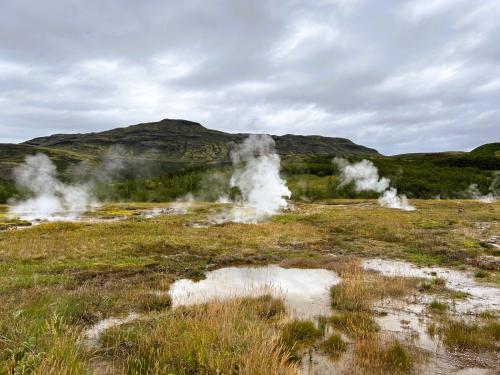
[429,300,448,312]
[0,200,498,373]
[438,321,500,350]
[101,298,295,374]
[403,248,444,265]
[329,312,379,339]
[280,320,323,359]
[354,340,414,374]
[474,269,490,279]
[321,334,347,359]
[383,342,413,373]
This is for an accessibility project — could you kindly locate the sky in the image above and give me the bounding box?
[0,0,499,155]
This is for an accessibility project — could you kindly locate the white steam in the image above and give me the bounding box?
[378,188,414,210]
[333,158,390,193]
[467,183,497,203]
[8,154,97,221]
[334,157,415,211]
[214,134,291,223]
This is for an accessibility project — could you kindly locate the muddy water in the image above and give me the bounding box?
[81,261,498,373]
[362,258,500,374]
[169,265,340,319]
[362,258,500,312]
[81,313,140,347]
[9,206,183,228]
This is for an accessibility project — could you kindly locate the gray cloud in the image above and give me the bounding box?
[0,0,499,154]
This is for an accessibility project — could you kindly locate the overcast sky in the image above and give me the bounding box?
[1,0,499,154]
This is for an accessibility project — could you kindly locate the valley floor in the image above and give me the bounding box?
[0,200,499,374]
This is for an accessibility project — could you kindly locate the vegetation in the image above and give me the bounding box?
[0,200,498,373]
[321,334,347,359]
[429,300,448,312]
[352,340,414,375]
[0,121,498,203]
[474,269,490,279]
[280,320,322,360]
[437,321,500,350]
[470,142,500,157]
[102,298,295,375]
[328,312,379,339]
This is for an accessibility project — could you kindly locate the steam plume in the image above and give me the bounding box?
[214,134,291,223]
[8,154,97,221]
[334,157,415,211]
[467,183,497,203]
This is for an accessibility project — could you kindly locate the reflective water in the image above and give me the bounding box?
[81,312,140,347]
[169,265,340,319]
[362,258,500,312]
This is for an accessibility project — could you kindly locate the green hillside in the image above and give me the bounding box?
[470,143,500,157]
[0,119,498,203]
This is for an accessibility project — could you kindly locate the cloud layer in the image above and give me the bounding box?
[1,0,499,154]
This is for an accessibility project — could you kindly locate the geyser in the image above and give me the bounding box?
[334,157,415,211]
[467,183,498,203]
[214,134,291,223]
[8,153,97,221]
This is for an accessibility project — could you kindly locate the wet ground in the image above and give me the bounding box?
[168,265,340,319]
[81,260,499,374]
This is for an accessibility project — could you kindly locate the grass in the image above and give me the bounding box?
[478,310,499,319]
[403,248,444,265]
[437,320,500,350]
[429,300,448,312]
[352,340,414,374]
[418,277,446,292]
[280,320,323,360]
[474,269,490,279]
[0,200,498,373]
[329,269,419,312]
[321,334,347,359]
[329,312,379,339]
[101,298,295,374]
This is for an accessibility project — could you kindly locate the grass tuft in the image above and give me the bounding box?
[353,339,414,374]
[437,320,500,350]
[474,269,490,279]
[102,298,296,374]
[321,333,347,359]
[429,300,448,312]
[329,312,379,339]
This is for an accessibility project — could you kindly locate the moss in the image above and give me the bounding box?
[403,248,444,265]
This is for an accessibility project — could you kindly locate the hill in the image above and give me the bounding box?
[0,119,498,203]
[22,119,379,163]
[470,143,500,157]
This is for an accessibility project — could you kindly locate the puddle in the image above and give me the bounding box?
[362,258,500,312]
[189,222,210,228]
[169,265,340,319]
[5,206,184,228]
[362,258,500,374]
[80,261,498,373]
[142,206,188,218]
[81,313,140,347]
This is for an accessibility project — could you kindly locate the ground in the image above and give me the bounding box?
[0,200,498,374]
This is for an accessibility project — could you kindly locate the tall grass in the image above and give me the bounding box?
[351,339,414,375]
[438,321,500,350]
[101,297,295,375]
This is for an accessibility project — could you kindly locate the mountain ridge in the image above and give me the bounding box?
[20,118,380,162]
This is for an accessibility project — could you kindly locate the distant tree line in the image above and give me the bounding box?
[0,154,498,203]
